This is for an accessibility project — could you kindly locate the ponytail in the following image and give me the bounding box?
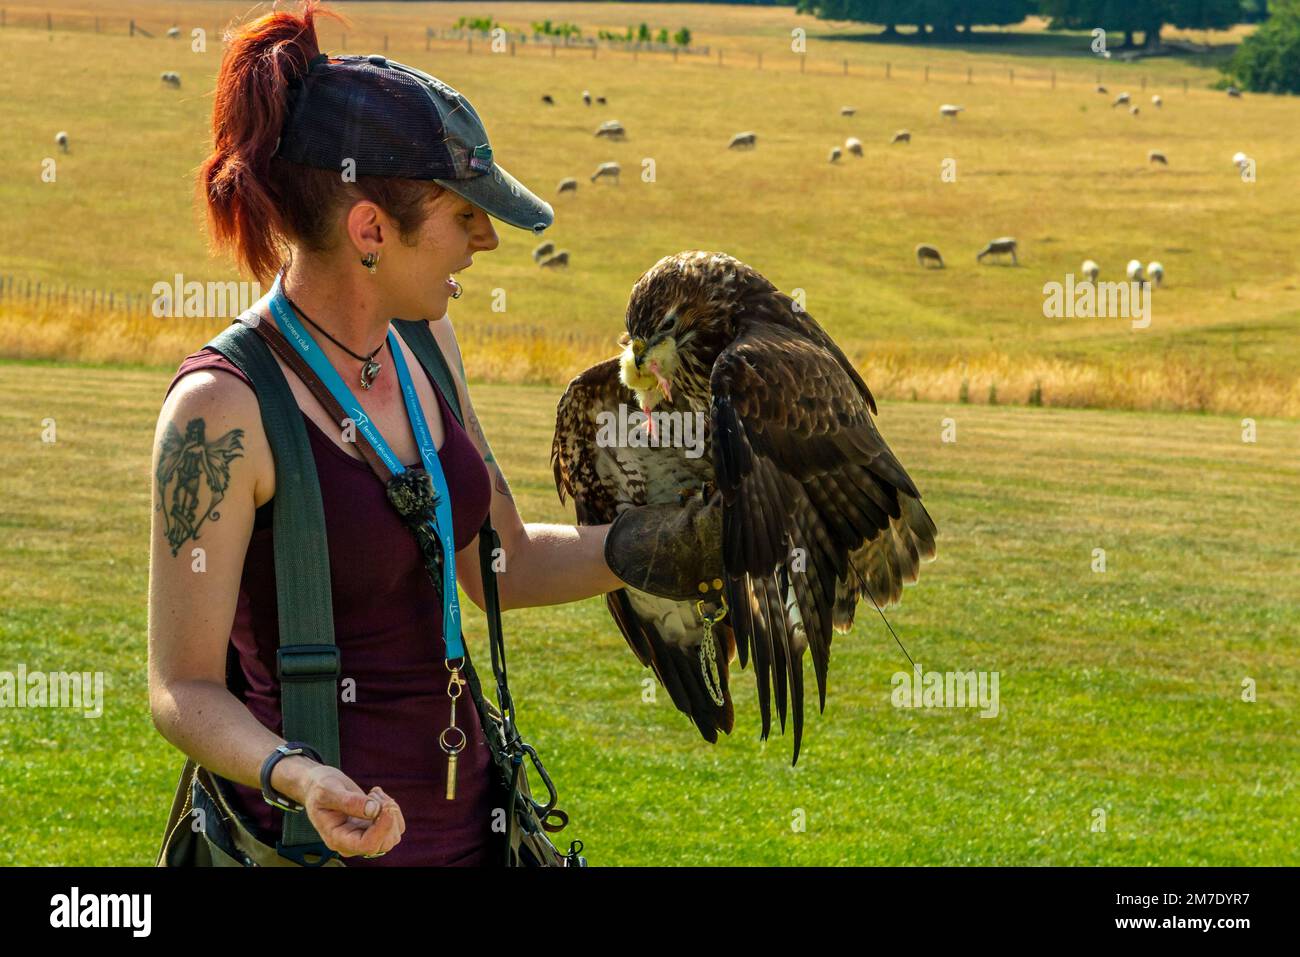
[199,1,341,282]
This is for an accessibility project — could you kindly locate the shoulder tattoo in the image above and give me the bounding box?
[155,416,245,556]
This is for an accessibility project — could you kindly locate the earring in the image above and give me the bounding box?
[361,251,379,273]
[448,278,463,300]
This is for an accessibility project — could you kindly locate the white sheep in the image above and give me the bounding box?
[1152,94,1162,107]
[916,244,944,269]
[845,137,863,157]
[841,106,856,117]
[582,90,591,106]
[594,121,625,140]
[1113,92,1131,107]
[1126,259,1145,282]
[557,178,577,195]
[1081,259,1100,282]
[1130,105,1140,116]
[1232,151,1251,171]
[589,162,620,183]
[1146,261,1164,286]
[727,131,757,149]
[166,26,180,39]
[939,104,964,118]
[891,129,911,144]
[55,131,69,152]
[977,237,1018,265]
[828,146,842,163]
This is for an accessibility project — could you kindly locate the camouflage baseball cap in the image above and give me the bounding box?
[276,53,554,234]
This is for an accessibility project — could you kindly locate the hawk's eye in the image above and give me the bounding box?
[658,313,677,333]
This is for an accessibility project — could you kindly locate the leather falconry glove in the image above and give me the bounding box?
[604,491,726,601]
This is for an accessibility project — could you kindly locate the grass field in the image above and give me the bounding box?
[1,359,1297,866]
[1,2,1297,414]
[1,2,1297,867]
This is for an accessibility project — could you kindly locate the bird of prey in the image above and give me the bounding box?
[551,250,937,763]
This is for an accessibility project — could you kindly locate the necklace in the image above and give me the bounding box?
[280,286,386,390]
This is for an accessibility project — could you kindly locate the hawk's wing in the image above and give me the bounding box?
[551,358,736,741]
[711,315,937,760]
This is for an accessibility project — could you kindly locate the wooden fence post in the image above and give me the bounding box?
[1183,78,1188,93]
[843,58,848,76]
[130,19,135,37]
[886,61,891,79]
[925,65,930,82]
[1010,68,1014,83]
[968,66,972,83]
[1051,70,1056,89]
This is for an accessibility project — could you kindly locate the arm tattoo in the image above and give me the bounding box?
[155,417,245,556]
[451,343,514,501]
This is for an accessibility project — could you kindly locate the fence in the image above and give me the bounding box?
[0,9,1212,93]
[0,275,153,316]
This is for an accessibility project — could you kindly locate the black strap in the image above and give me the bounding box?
[203,319,341,866]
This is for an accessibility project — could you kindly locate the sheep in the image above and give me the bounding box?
[539,251,570,269]
[582,90,591,106]
[1113,92,1131,107]
[1151,94,1162,108]
[55,131,69,153]
[541,94,554,105]
[594,121,625,140]
[1227,86,1242,98]
[1126,259,1145,282]
[590,161,621,184]
[841,106,856,117]
[891,129,911,144]
[532,242,555,263]
[1081,259,1100,282]
[845,137,863,157]
[166,26,180,39]
[828,146,842,164]
[916,244,944,269]
[1130,106,1140,116]
[161,71,182,88]
[1146,261,1164,286]
[1232,151,1249,167]
[976,237,1018,265]
[557,178,577,195]
[727,131,757,149]
[596,95,607,105]
[1148,150,1168,165]
[1096,84,1108,94]
[939,104,964,118]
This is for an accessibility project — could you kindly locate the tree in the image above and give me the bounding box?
[1226,0,1300,92]
[1041,0,1241,48]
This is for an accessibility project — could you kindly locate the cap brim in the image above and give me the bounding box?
[434,162,554,235]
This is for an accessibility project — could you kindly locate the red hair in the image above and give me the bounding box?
[199,1,443,282]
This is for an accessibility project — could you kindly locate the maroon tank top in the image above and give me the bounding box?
[164,336,496,866]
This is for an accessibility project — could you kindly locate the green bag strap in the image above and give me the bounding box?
[203,320,341,867]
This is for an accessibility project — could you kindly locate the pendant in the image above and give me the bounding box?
[360,358,381,390]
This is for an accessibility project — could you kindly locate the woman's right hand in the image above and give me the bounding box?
[301,765,406,859]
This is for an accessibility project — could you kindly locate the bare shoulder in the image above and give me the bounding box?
[159,367,274,507]
[428,312,469,399]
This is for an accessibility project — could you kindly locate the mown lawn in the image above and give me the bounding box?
[1,358,1296,865]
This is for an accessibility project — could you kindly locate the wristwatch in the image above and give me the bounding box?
[259,742,323,813]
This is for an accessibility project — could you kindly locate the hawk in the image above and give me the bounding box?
[551,251,937,762]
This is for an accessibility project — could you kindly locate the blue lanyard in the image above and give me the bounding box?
[266,272,464,660]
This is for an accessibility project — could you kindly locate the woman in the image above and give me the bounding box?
[147,1,719,866]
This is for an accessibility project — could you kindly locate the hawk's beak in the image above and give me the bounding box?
[631,337,647,369]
